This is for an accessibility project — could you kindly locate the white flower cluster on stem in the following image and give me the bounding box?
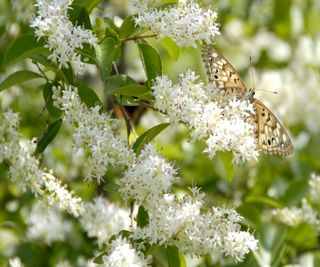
[53,84,135,183]
[30,0,98,74]
[25,202,72,245]
[80,197,131,248]
[53,86,257,262]
[0,111,84,217]
[152,70,258,163]
[272,173,320,227]
[102,237,152,267]
[131,187,258,262]
[131,0,220,47]
[119,144,177,209]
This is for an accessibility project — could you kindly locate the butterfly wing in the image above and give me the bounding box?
[254,99,293,156]
[201,46,248,97]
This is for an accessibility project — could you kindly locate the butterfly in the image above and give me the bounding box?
[201,46,293,156]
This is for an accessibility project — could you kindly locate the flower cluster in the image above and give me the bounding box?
[30,0,97,74]
[309,173,320,203]
[80,197,130,248]
[0,111,84,217]
[272,199,318,227]
[53,84,135,183]
[9,258,24,267]
[272,174,320,227]
[102,237,152,267]
[132,188,258,261]
[152,70,258,163]
[25,202,72,245]
[11,0,33,22]
[53,86,257,262]
[119,144,177,209]
[131,0,220,47]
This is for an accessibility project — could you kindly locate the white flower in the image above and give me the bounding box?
[272,199,319,227]
[56,261,72,267]
[152,71,258,163]
[0,111,84,217]
[9,258,24,267]
[310,173,320,203]
[102,237,152,267]
[132,188,257,261]
[30,0,98,74]
[131,0,220,47]
[255,35,320,135]
[119,144,177,209]
[25,202,72,245]
[53,84,135,183]
[80,197,130,247]
[11,0,33,22]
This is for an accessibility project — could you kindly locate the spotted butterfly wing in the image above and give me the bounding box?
[254,99,293,156]
[201,46,293,156]
[201,46,248,98]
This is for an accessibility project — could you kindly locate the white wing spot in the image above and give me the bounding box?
[282,134,287,142]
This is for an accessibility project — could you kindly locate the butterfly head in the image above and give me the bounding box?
[244,88,255,102]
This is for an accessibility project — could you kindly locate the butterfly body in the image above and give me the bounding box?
[201,46,293,156]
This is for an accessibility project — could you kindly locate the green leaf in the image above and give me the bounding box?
[69,5,92,29]
[236,203,261,227]
[166,246,186,267]
[0,71,43,91]
[76,83,102,108]
[137,205,149,227]
[113,84,149,97]
[105,74,137,95]
[61,66,74,84]
[160,37,180,60]
[246,195,282,208]
[259,223,288,257]
[104,17,121,42]
[42,82,62,118]
[273,0,291,38]
[282,178,309,206]
[31,54,59,71]
[72,0,103,13]
[103,183,120,193]
[35,119,62,154]
[133,123,170,154]
[104,17,120,34]
[120,15,138,38]
[3,34,47,66]
[287,223,317,249]
[217,151,234,182]
[96,38,116,81]
[138,42,162,85]
[93,251,108,264]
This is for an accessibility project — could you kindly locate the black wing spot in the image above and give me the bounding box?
[261,112,265,117]
[267,139,271,146]
[214,75,219,80]
[271,137,275,143]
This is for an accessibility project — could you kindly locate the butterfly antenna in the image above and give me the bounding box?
[256,88,278,94]
[249,56,255,89]
[249,56,277,94]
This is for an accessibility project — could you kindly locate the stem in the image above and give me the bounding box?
[121,34,158,42]
[135,100,157,111]
[110,61,138,140]
[118,103,138,139]
[35,62,49,81]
